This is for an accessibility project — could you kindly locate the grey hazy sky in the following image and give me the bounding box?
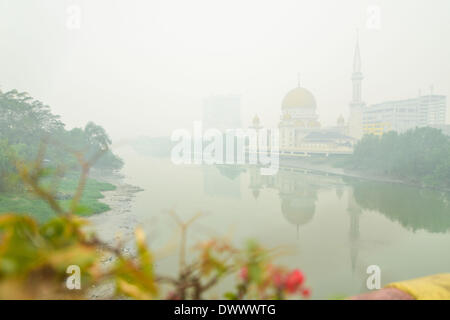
[1,0,449,140]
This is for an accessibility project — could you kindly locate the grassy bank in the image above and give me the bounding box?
[0,176,115,222]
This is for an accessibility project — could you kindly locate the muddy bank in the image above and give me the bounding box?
[88,172,143,247]
[86,172,143,299]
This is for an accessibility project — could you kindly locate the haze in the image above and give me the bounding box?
[1,0,449,141]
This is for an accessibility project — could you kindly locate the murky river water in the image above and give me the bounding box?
[114,146,450,299]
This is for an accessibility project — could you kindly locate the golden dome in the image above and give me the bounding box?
[282,87,316,110]
[252,114,260,126]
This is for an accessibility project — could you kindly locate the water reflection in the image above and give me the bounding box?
[130,139,450,235]
[348,178,450,234]
[202,165,244,199]
[244,165,450,278]
[205,163,450,235]
[248,167,364,275]
[119,150,450,297]
[347,187,362,274]
[249,167,321,236]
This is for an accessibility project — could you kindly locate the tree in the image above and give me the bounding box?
[84,122,112,151]
[351,128,450,188]
[0,89,123,176]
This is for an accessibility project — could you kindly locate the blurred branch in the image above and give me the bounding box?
[169,210,203,273]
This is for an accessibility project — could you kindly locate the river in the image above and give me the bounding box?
[106,146,450,299]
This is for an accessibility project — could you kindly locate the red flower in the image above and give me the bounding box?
[301,288,311,299]
[285,269,304,293]
[240,266,248,281]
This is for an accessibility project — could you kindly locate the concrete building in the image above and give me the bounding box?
[203,94,242,131]
[363,94,447,136]
[203,94,243,161]
[417,94,447,127]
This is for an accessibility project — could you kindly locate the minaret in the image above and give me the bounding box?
[348,32,365,140]
[352,36,363,103]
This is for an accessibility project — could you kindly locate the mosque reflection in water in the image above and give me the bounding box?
[204,164,450,234]
[246,165,366,274]
[204,163,450,243]
[248,166,320,235]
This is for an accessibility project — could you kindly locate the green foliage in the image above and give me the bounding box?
[0,89,123,221]
[0,140,26,192]
[0,89,123,175]
[0,152,158,299]
[350,128,450,189]
[0,209,310,300]
[0,176,115,222]
[0,214,157,299]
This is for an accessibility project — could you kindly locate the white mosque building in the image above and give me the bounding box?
[251,79,355,156]
[279,82,321,147]
[279,83,355,156]
[249,37,369,156]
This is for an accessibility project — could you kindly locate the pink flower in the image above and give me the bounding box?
[166,291,180,300]
[285,269,304,293]
[240,266,248,281]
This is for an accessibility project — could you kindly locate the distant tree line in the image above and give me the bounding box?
[0,89,123,191]
[349,127,450,189]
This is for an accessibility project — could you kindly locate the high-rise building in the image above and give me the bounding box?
[348,36,365,140]
[363,94,447,135]
[202,94,243,163]
[417,93,447,127]
[202,94,242,131]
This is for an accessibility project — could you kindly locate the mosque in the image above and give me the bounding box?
[251,80,356,156]
[251,39,364,156]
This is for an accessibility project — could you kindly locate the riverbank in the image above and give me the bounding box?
[0,175,116,222]
[279,157,429,188]
[88,171,144,247]
[86,171,143,299]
